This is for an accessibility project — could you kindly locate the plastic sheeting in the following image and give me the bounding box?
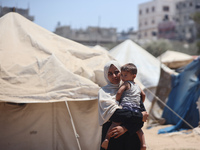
[159,57,200,134]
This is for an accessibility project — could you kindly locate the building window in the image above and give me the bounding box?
[139,10,142,15]
[176,4,179,9]
[184,15,187,21]
[196,3,200,9]
[189,2,193,7]
[146,8,149,13]
[152,31,157,36]
[152,6,155,12]
[163,6,169,12]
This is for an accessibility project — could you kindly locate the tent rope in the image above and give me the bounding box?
[65,101,82,150]
[145,88,196,130]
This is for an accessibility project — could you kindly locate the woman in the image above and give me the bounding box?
[98,60,148,150]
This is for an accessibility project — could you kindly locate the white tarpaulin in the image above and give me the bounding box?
[0,12,113,150]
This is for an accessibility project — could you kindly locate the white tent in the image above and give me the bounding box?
[157,50,194,69]
[109,39,162,89]
[0,12,113,150]
[92,45,108,53]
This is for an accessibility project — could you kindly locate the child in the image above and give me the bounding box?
[101,63,146,150]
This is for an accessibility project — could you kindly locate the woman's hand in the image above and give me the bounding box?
[109,126,127,138]
[142,111,149,122]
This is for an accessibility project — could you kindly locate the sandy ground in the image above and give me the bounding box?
[143,123,200,150]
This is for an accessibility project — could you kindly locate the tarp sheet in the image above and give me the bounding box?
[159,57,200,134]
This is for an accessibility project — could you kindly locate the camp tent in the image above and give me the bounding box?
[157,50,194,69]
[158,57,200,133]
[92,45,108,53]
[109,39,161,89]
[0,12,113,150]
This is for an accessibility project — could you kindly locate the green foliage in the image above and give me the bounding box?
[142,39,199,57]
[142,39,172,57]
[192,12,200,53]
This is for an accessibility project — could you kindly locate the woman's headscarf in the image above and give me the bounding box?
[98,60,122,125]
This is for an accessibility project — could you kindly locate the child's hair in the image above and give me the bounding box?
[121,63,137,75]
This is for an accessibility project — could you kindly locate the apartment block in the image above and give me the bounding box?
[138,0,184,40]
[174,0,200,42]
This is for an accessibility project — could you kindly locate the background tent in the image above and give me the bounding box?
[0,12,113,150]
[109,40,174,127]
[109,39,161,89]
[92,45,108,53]
[159,57,200,134]
[157,50,194,69]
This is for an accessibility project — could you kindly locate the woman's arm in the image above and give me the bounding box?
[109,108,148,135]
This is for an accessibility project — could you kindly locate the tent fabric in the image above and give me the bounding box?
[158,57,200,134]
[0,12,112,103]
[0,101,101,150]
[109,39,162,88]
[92,45,108,53]
[157,50,194,69]
[0,12,114,150]
[147,67,172,128]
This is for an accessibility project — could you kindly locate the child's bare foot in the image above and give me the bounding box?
[101,139,109,150]
[140,144,146,150]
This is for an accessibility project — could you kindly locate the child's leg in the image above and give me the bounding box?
[101,122,121,149]
[136,129,146,150]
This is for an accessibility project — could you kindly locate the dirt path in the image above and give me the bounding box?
[143,124,200,150]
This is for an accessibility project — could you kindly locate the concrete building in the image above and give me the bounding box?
[54,25,118,46]
[138,0,184,41]
[117,28,138,42]
[174,0,200,42]
[0,6,34,21]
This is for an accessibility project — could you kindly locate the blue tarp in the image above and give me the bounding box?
[158,57,200,134]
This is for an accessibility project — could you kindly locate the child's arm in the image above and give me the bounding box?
[116,82,128,102]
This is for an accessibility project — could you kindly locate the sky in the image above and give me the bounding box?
[1,0,151,32]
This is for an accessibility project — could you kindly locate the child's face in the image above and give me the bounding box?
[121,71,136,82]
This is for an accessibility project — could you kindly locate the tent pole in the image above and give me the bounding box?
[65,101,82,150]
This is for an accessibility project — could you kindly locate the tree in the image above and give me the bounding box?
[192,12,200,54]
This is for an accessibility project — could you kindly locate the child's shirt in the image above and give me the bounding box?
[120,81,141,109]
